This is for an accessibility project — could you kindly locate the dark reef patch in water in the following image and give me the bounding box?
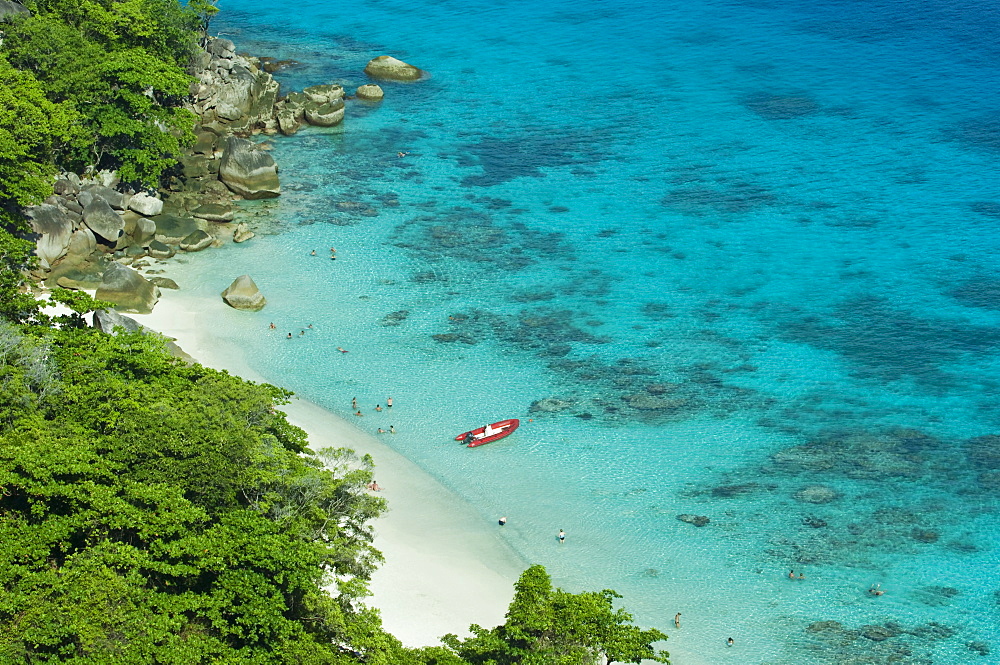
[457,129,608,187]
[428,307,763,424]
[948,116,1000,153]
[743,91,820,119]
[970,201,1000,218]
[389,207,538,271]
[948,277,1000,310]
[774,296,1000,384]
[801,617,957,664]
[660,181,775,215]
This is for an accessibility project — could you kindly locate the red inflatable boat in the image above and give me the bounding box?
[455,419,520,447]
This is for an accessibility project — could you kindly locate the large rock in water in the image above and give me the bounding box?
[221,274,266,311]
[304,100,345,127]
[218,136,280,199]
[27,204,73,269]
[179,229,213,252]
[95,263,159,314]
[363,55,423,81]
[302,84,344,105]
[356,84,384,101]
[82,197,125,242]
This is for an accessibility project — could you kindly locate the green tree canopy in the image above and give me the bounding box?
[443,565,670,665]
[3,1,197,186]
[0,325,397,662]
[0,55,82,207]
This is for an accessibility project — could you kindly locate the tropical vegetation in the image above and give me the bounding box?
[0,0,669,661]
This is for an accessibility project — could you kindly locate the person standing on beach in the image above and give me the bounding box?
[558,529,565,544]
[674,613,681,628]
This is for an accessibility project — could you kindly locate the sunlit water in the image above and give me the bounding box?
[162,0,1000,661]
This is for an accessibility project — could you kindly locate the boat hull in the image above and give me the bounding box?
[455,418,520,447]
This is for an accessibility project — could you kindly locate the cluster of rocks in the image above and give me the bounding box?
[24,35,426,315]
[188,38,419,139]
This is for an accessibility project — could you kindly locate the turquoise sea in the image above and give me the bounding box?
[172,0,1000,661]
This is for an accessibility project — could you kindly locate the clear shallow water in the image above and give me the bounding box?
[170,0,1000,661]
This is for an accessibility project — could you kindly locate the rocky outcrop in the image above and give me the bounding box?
[233,222,254,243]
[83,184,128,210]
[221,274,266,311]
[179,229,213,252]
[152,214,205,244]
[132,217,157,246]
[95,263,159,314]
[190,37,282,136]
[66,227,97,260]
[149,277,179,289]
[93,308,144,334]
[128,192,163,216]
[191,203,234,222]
[218,136,280,199]
[302,84,344,105]
[364,55,423,81]
[304,100,345,127]
[27,205,73,269]
[356,84,384,101]
[0,0,30,19]
[147,240,175,259]
[82,197,125,243]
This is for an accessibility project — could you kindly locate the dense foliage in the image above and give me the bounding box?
[0,321,403,662]
[0,2,669,662]
[444,565,669,665]
[0,0,199,189]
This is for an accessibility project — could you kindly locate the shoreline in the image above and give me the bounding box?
[129,293,527,647]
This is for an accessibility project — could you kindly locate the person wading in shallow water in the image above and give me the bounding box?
[674,613,681,628]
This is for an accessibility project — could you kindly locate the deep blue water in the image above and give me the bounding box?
[173,0,1000,661]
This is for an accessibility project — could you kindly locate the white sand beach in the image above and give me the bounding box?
[129,293,526,648]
